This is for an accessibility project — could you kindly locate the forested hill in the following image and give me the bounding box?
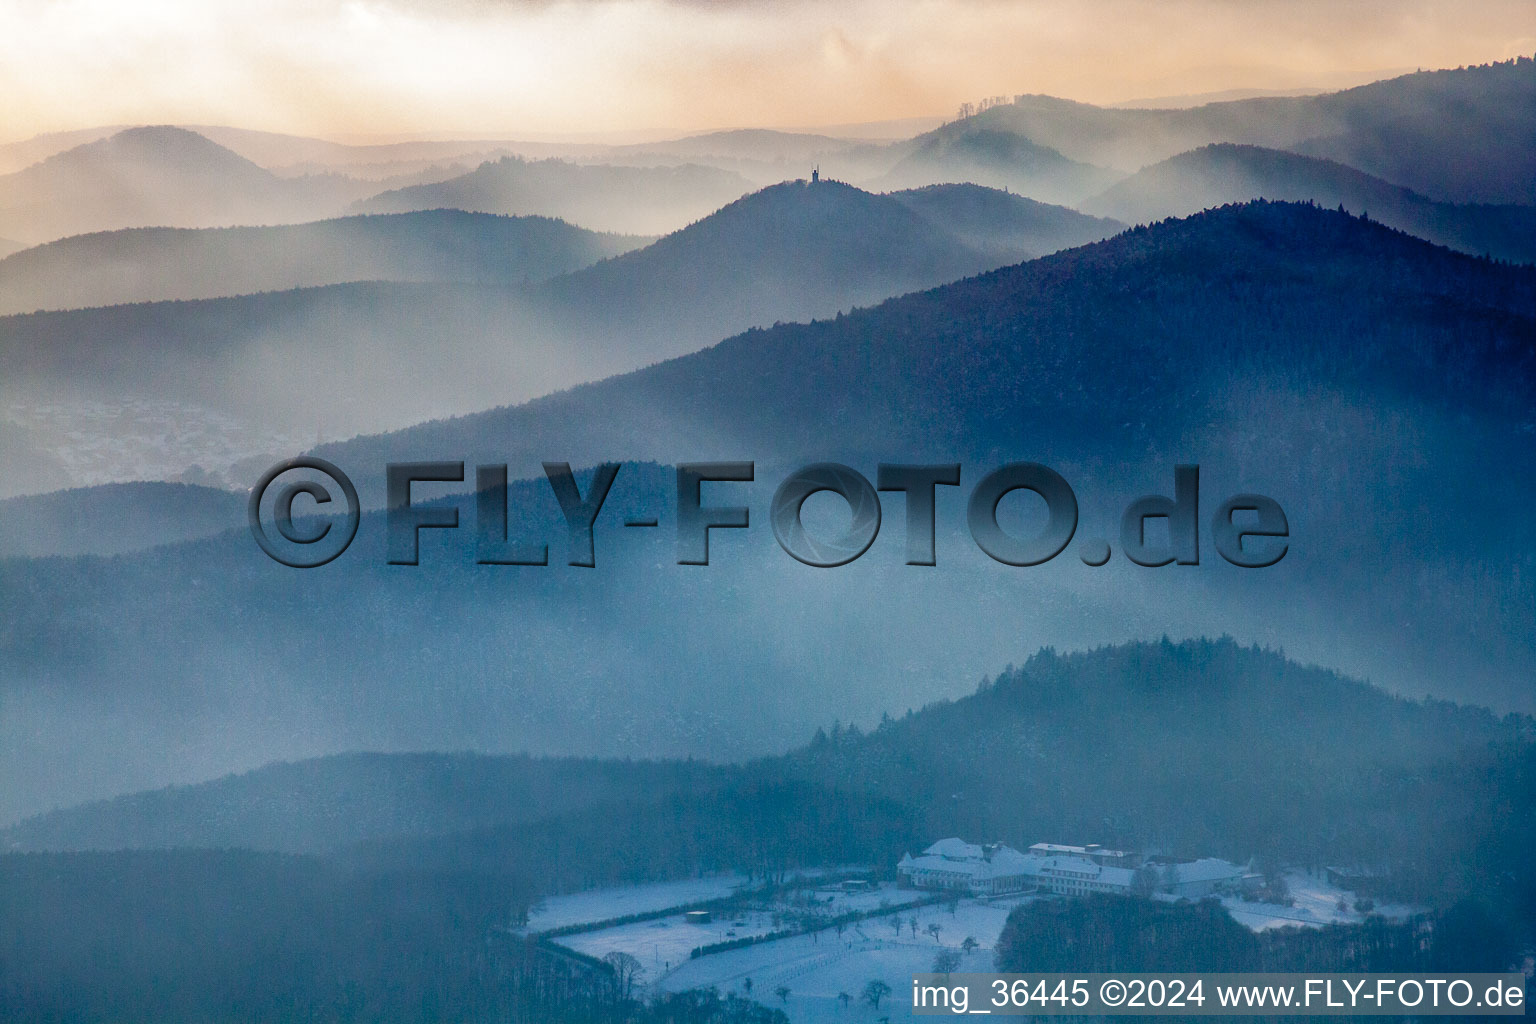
[1084,144,1536,264]
[3,642,1531,1022]
[0,210,646,315]
[4,203,1536,823]
[349,153,754,235]
[0,754,727,855]
[8,639,1532,921]
[774,639,1534,905]
[960,57,1536,204]
[323,200,1536,477]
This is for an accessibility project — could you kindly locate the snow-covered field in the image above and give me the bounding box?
[553,884,931,976]
[533,871,1426,1024]
[525,874,752,933]
[1221,868,1419,931]
[654,892,1030,1024]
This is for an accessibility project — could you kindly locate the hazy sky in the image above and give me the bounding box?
[1,0,1532,142]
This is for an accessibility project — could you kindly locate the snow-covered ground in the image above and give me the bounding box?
[653,892,1031,1024]
[532,870,1427,1024]
[553,885,932,976]
[526,874,752,933]
[1221,868,1420,931]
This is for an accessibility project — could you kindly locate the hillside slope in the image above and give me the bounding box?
[351,154,755,234]
[0,126,367,243]
[965,57,1536,203]
[0,211,646,315]
[0,180,1028,481]
[888,183,1124,259]
[8,640,1529,918]
[873,125,1122,204]
[2,203,1533,820]
[0,482,245,558]
[1084,144,1536,263]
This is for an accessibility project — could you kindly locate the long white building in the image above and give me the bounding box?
[896,839,1037,895]
[899,839,1253,899]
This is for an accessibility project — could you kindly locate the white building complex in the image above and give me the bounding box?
[895,839,1038,895]
[898,839,1254,899]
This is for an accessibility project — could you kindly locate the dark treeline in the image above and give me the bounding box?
[0,850,522,1023]
[348,779,919,891]
[995,895,1522,975]
[0,849,792,1024]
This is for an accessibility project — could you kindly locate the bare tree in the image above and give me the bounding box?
[838,991,852,1009]
[602,951,644,1000]
[926,922,942,943]
[863,979,892,1009]
[961,936,979,955]
[776,985,791,1003]
[933,949,962,975]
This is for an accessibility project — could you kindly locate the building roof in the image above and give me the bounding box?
[1030,843,1090,855]
[924,838,987,860]
[1170,858,1247,884]
[1036,855,1136,887]
[901,839,1037,881]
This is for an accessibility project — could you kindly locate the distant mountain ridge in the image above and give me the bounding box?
[0,126,372,244]
[958,56,1536,204]
[0,752,726,853]
[875,125,1123,204]
[889,182,1123,260]
[1083,144,1536,263]
[525,179,1035,368]
[0,180,1101,480]
[350,153,756,234]
[3,203,1535,822]
[6,639,1528,921]
[0,210,647,315]
[0,482,245,559]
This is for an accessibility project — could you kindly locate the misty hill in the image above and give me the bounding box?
[528,179,1003,358]
[0,482,245,559]
[0,126,371,244]
[0,126,120,175]
[7,640,1529,917]
[888,183,1123,260]
[779,640,1530,893]
[1084,145,1536,263]
[0,753,724,854]
[0,210,646,315]
[4,203,1535,821]
[4,644,1530,1023]
[874,125,1122,205]
[0,180,1047,471]
[0,237,22,259]
[962,56,1536,204]
[350,154,755,234]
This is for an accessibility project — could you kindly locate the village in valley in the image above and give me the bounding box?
[516,840,1419,1022]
